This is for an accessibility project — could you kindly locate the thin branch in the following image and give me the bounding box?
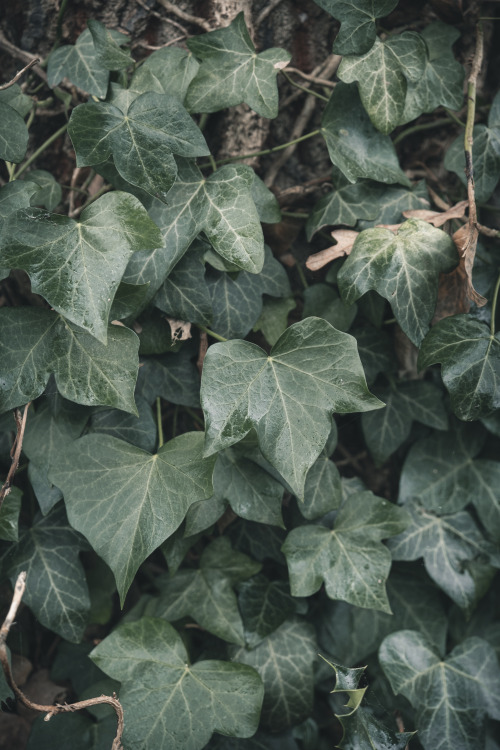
[0,572,124,750]
[0,59,40,91]
[255,0,286,28]
[0,403,30,511]
[156,0,212,31]
[0,32,47,82]
[284,66,336,89]
[134,0,189,36]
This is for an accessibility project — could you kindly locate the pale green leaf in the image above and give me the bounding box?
[130,47,199,100]
[282,491,408,611]
[47,29,110,98]
[50,432,215,602]
[185,13,291,118]
[0,102,28,162]
[91,617,264,750]
[0,308,139,415]
[87,19,133,70]
[313,0,398,55]
[201,317,383,498]
[338,219,457,346]
[0,192,162,342]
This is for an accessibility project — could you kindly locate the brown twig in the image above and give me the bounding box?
[156,0,212,31]
[255,0,286,27]
[334,443,365,474]
[0,32,47,83]
[0,572,124,750]
[134,0,190,36]
[197,331,208,375]
[68,167,82,217]
[0,403,30,511]
[0,59,40,91]
[285,66,336,89]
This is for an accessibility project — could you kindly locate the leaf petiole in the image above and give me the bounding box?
[490,272,500,335]
[156,397,164,449]
[13,122,69,179]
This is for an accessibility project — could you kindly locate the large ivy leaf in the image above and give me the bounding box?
[361,380,447,464]
[338,33,426,133]
[321,83,410,185]
[3,506,90,642]
[91,617,264,750]
[314,0,398,55]
[185,13,290,118]
[87,19,133,70]
[400,22,465,124]
[238,575,296,648]
[47,29,110,98]
[306,171,381,238]
[49,432,216,602]
[282,491,408,612]
[0,192,162,342]
[201,317,382,498]
[419,315,500,421]
[388,499,500,613]
[0,308,139,415]
[0,102,29,162]
[230,617,316,731]
[380,632,500,750]
[68,93,209,201]
[338,219,457,346]
[130,47,199,101]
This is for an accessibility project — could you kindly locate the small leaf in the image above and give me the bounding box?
[185,13,291,118]
[201,317,383,498]
[153,243,211,326]
[306,172,381,238]
[87,19,133,70]
[50,432,216,601]
[0,102,29,162]
[252,174,281,224]
[353,326,395,385]
[419,314,500,420]
[136,347,201,408]
[282,491,408,612]
[303,283,357,332]
[47,29,110,98]
[0,308,139,415]
[300,450,342,520]
[130,46,199,100]
[0,83,32,117]
[23,169,62,211]
[0,485,21,542]
[238,575,296,647]
[91,617,264,750]
[314,0,398,55]
[338,219,457,346]
[253,297,296,346]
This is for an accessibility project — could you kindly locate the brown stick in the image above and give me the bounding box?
[0,32,47,83]
[0,403,30,511]
[156,0,212,31]
[0,572,124,750]
[0,59,40,91]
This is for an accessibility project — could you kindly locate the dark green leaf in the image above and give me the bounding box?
[353,326,395,385]
[109,281,150,321]
[130,46,199,100]
[0,83,32,117]
[302,284,357,332]
[153,243,211,326]
[184,495,227,537]
[0,485,21,542]
[136,346,201,408]
[91,617,264,750]
[0,102,28,162]
[300,448,342,520]
[252,174,281,224]
[356,181,429,230]
[306,172,381,238]
[87,19,133,70]
[22,169,61,210]
[0,181,40,223]
[314,0,398,55]
[185,13,290,118]
[253,297,296,347]
[238,575,296,648]
[89,395,156,452]
[47,29,110,98]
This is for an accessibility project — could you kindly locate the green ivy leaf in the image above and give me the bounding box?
[0,192,162,343]
[0,181,41,278]
[0,308,139,415]
[49,432,215,602]
[23,169,62,211]
[283,491,408,612]
[419,315,500,421]
[314,0,398,55]
[91,617,264,750]
[68,94,209,200]
[89,395,157,453]
[185,13,291,118]
[338,33,426,134]
[252,174,281,224]
[302,284,357,333]
[87,19,133,70]
[321,83,410,185]
[47,29,110,98]
[130,47,199,101]
[338,219,457,346]
[153,242,211,326]
[253,297,296,347]
[299,430,342,521]
[388,499,500,612]
[136,347,201,409]
[356,181,429,229]
[0,102,29,162]
[361,381,447,464]
[230,617,316,731]
[238,575,296,648]
[380,632,500,750]
[0,485,21,542]
[3,506,90,642]
[306,171,381,238]
[109,280,151,321]
[0,83,32,117]
[201,317,383,499]
[353,326,396,385]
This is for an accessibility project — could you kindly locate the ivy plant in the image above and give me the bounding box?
[0,3,499,750]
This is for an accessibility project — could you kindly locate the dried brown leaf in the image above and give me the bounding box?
[452,223,486,307]
[166,317,192,342]
[305,229,358,271]
[403,200,468,227]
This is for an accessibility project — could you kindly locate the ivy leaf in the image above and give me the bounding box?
[419,315,500,421]
[306,172,381,238]
[0,485,21,542]
[238,575,296,648]
[282,491,408,612]
[252,174,281,224]
[0,102,29,162]
[3,506,90,642]
[136,347,201,409]
[47,29,110,98]
[109,280,151,321]
[87,19,133,70]
[50,432,215,602]
[0,192,162,343]
[253,297,296,347]
[153,243,211,326]
[89,395,157,453]
[130,46,199,100]
[380,632,500,750]
[314,0,398,55]
[0,181,41,277]
[185,13,291,118]
[356,181,429,230]
[353,326,396,385]
[388,499,500,613]
[91,617,264,750]
[68,94,209,201]
[321,83,410,185]
[23,169,62,211]
[302,284,357,333]
[361,381,447,464]
[338,33,426,133]
[0,83,32,117]
[338,219,457,346]
[0,308,139,415]
[230,617,317,731]
[300,430,342,521]
[201,317,383,499]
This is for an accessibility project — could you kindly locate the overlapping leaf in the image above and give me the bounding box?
[282,491,408,612]
[314,0,398,55]
[0,83,32,117]
[130,46,199,100]
[201,317,382,498]
[302,284,357,333]
[0,308,139,414]
[47,28,111,97]
[380,632,500,750]
[91,617,264,750]
[0,192,162,342]
[238,576,296,648]
[306,171,381,238]
[253,297,296,346]
[357,181,429,230]
[50,432,216,601]
[68,93,208,201]
[0,102,29,162]
[23,169,62,210]
[299,426,342,520]
[89,395,156,453]
[185,13,290,118]
[87,19,132,70]
[136,347,201,409]
[353,326,396,384]
[338,219,457,345]
[419,314,500,420]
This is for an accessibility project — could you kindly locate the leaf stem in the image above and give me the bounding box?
[490,273,500,335]
[156,397,164,449]
[281,70,329,102]
[296,263,309,289]
[282,211,310,218]
[393,117,457,145]
[13,122,68,179]
[197,325,227,342]
[199,129,322,168]
[444,108,466,127]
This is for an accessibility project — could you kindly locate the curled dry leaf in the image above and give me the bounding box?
[375,223,403,231]
[452,223,486,307]
[305,229,359,271]
[403,199,468,227]
[166,317,192,342]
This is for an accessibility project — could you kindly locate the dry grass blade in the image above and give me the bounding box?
[305,229,359,271]
[403,200,469,226]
